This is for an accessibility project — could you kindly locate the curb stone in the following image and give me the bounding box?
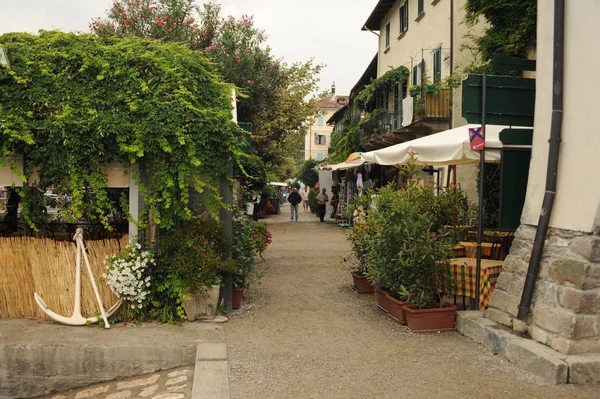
[191,343,230,399]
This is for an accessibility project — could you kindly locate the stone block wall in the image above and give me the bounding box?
[485,224,600,355]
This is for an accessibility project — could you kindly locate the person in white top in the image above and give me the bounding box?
[300,186,309,211]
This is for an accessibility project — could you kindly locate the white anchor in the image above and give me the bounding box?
[34,228,122,328]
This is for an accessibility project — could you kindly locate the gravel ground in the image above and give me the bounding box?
[224,211,600,399]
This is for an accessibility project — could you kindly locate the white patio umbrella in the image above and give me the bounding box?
[360,124,512,166]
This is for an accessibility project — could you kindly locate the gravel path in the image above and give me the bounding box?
[225,211,600,399]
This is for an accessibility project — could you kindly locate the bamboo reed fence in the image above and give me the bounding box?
[0,236,127,319]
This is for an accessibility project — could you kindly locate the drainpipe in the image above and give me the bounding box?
[517,0,565,320]
[449,0,454,129]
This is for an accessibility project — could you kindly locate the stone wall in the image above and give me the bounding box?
[485,224,600,355]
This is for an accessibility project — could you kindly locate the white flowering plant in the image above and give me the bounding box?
[103,241,154,315]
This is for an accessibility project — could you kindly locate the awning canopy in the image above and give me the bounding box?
[361,124,515,166]
[269,182,288,187]
[318,159,364,171]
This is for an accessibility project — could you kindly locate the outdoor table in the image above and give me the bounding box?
[453,245,466,257]
[445,257,503,310]
[458,241,494,258]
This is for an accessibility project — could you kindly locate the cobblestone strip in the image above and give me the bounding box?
[44,367,193,399]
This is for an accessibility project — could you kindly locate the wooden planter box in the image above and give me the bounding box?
[374,287,391,313]
[351,272,374,294]
[402,304,457,332]
[386,292,411,324]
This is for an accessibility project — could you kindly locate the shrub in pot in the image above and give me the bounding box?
[392,184,457,331]
[231,210,267,308]
[345,195,377,293]
[154,213,237,321]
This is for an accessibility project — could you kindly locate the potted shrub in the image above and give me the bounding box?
[345,192,376,293]
[157,213,237,321]
[231,211,268,309]
[393,183,457,332]
[364,185,407,313]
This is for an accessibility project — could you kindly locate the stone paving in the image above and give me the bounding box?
[41,367,194,399]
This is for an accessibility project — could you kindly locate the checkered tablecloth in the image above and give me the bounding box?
[444,257,503,310]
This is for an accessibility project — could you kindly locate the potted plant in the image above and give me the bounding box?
[345,192,376,293]
[391,182,457,331]
[231,211,268,309]
[157,213,237,321]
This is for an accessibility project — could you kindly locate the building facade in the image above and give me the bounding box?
[304,84,348,161]
[485,0,600,362]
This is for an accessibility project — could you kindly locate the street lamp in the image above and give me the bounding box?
[0,47,9,66]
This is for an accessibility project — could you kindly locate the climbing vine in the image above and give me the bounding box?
[0,31,241,230]
[465,0,537,64]
[355,66,409,111]
[329,125,363,164]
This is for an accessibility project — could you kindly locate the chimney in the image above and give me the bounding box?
[330,81,336,102]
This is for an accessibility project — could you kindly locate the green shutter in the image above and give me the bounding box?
[418,0,424,15]
[433,48,441,83]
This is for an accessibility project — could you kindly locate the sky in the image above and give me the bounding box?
[0,0,378,96]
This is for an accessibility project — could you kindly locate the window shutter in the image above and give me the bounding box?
[404,2,409,32]
[323,136,327,146]
[413,65,418,86]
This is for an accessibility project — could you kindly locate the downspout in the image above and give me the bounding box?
[449,0,454,129]
[517,0,565,321]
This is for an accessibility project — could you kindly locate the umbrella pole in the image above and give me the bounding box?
[474,74,487,310]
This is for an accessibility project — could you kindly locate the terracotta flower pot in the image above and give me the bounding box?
[351,271,374,294]
[385,292,410,324]
[374,287,391,313]
[232,287,244,310]
[402,304,457,332]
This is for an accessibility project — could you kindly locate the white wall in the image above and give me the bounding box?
[520,0,600,233]
[377,0,456,83]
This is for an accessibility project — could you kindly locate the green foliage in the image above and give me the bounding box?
[92,1,322,176]
[251,221,271,259]
[465,0,537,65]
[328,125,363,164]
[158,213,236,293]
[232,210,258,288]
[0,31,240,230]
[296,158,319,188]
[252,60,324,173]
[355,66,409,111]
[362,180,471,308]
[235,153,268,193]
[307,188,318,212]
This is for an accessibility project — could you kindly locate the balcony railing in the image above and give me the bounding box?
[413,89,451,120]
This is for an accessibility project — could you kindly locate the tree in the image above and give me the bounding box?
[91,1,322,177]
[0,31,240,229]
[296,159,319,188]
[91,1,283,125]
[252,59,324,175]
[465,0,537,64]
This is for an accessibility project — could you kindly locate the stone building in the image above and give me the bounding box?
[478,0,600,383]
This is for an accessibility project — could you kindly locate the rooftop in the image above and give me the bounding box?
[362,0,396,31]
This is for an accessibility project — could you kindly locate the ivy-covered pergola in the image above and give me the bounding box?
[0,31,243,234]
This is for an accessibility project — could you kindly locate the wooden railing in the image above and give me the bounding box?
[414,89,451,120]
[425,89,451,118]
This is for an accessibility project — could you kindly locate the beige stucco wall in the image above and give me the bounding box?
[304,107,336,161]
[520,0,600,233]
[377,0,474,84]
[0,158,24,187]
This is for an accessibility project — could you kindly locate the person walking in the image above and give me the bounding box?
[287,188,302,222]
[300,186,309,211]
[316,188,329,222]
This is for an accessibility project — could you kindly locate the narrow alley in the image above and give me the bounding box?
[224,211,599,399]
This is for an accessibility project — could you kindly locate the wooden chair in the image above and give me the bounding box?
[488,238,503,260]
[499,232,515,260]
